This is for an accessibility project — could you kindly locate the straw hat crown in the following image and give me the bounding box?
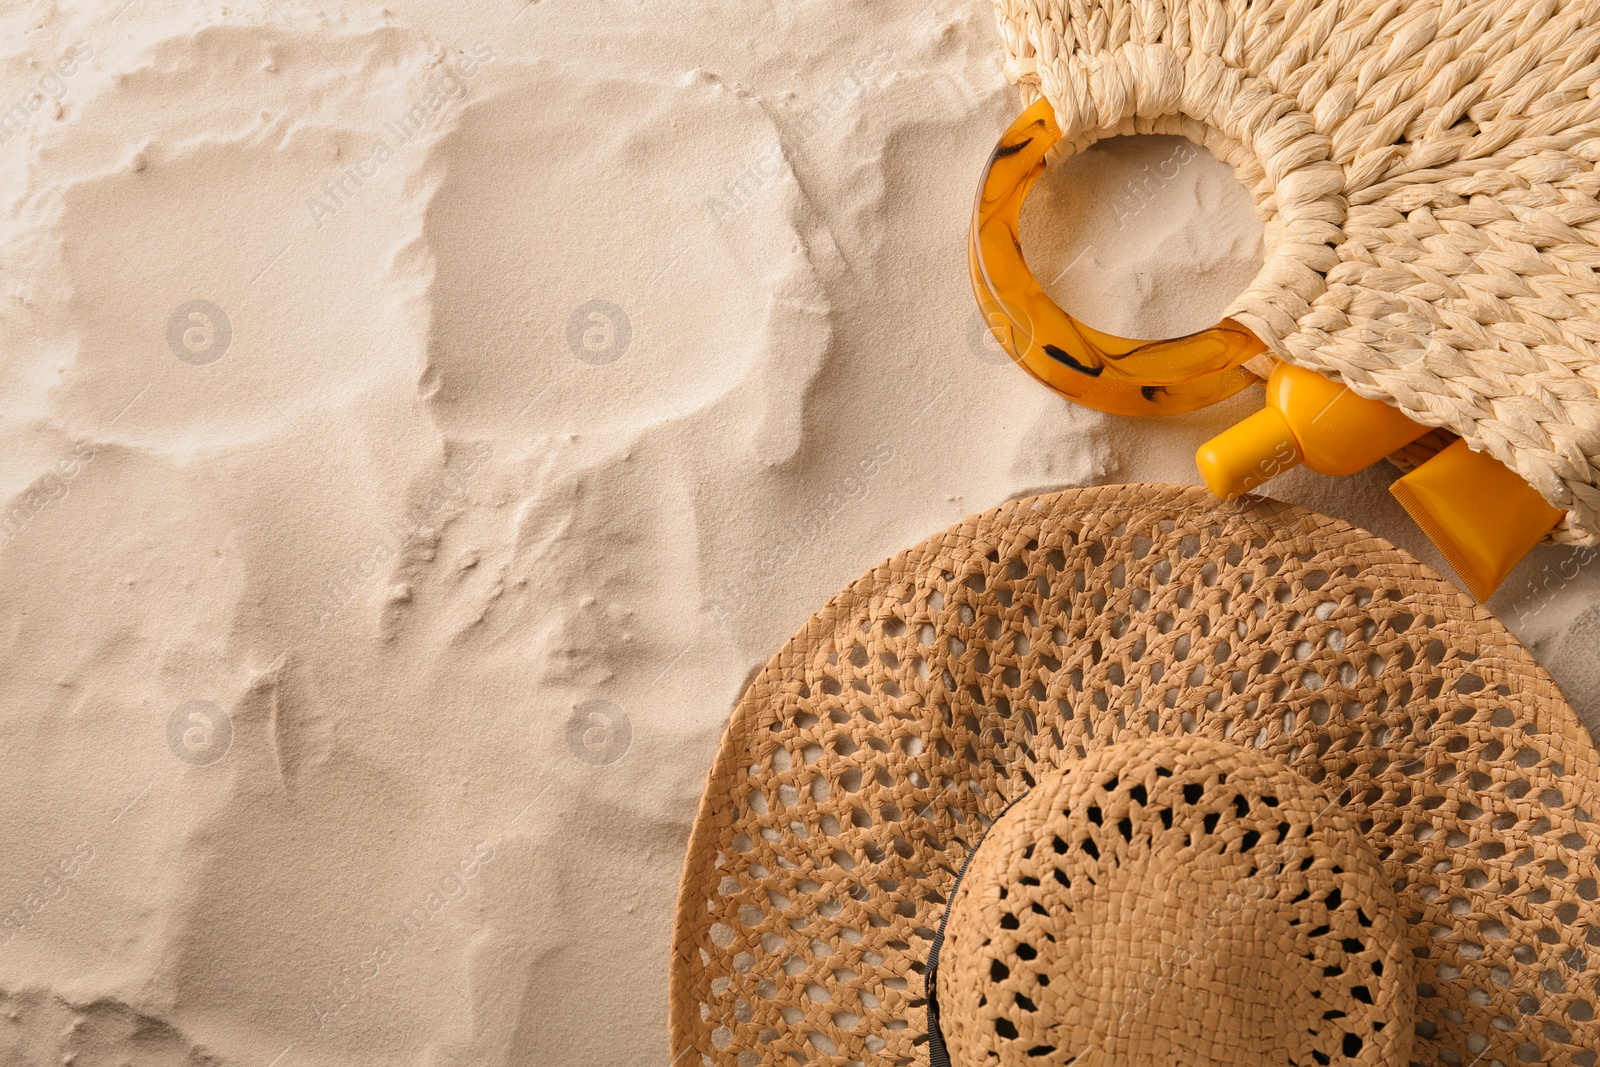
[932,734,1413,1066]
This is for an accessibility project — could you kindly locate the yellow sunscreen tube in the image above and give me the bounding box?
[1196,363,1431,499]
[1389,438,1565,601]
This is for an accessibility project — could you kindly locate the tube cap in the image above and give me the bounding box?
[1196,407,1303,500]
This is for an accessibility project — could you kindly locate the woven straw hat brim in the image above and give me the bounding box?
[671,484,1600,1067]
[988,0,1600,543]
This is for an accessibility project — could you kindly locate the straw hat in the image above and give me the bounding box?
[986,0,1600,544]
[671,484,1600,1067]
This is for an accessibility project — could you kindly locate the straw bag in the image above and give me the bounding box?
[989,0,1600,544]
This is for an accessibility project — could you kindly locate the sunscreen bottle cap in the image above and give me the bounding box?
[1195,407,1303,500]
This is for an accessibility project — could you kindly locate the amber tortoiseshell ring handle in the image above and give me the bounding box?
[970,98,1265,415]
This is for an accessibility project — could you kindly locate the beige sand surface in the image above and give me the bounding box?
[0,2,1595,1065]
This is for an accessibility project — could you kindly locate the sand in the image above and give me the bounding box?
[0,1,1594,1065]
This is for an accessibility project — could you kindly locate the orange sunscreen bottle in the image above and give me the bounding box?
[1389,438,1564,601]
[1195,362,1431,499]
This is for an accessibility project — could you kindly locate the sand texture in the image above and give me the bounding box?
[0,2,1595,1065]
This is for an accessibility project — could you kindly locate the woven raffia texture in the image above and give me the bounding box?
[937,734,1413,1065]
[987,0,1600,543]
[671,485,1600,1067]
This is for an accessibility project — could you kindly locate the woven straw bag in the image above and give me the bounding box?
[988,0,1600,544]
[671,485,1600,1067]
